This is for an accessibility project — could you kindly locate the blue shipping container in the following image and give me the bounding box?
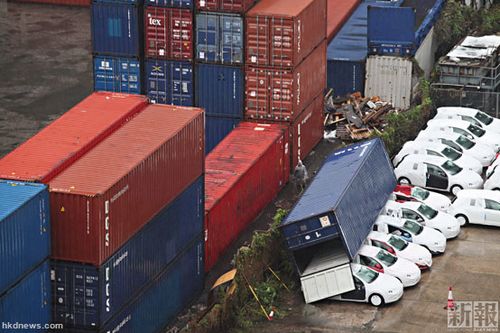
[145,0,193,8]
[205,115,240,154]
[0,180,50,296]
[146,60,193,106]
[93,56,142,94]
[195,64,244,118]
[51,177,203,330]
[0,261,51,331]
[92,3,143,57]
[280,138,396,258]
[327,1,402,96]
[196,12,243,65]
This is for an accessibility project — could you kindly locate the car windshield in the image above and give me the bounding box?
[357,266,379,284]
[441,139,463,152]
[403,220,423,235]
[476,112,493,125]
[441,160,462,175]
[441,147,461,161]
[417,204,438,219]
[411,187,430,200]
[456,135,475,149]
[376,250,397,266]
[468,124,486,137]
[487,165,497,180]
[388,236,408,251]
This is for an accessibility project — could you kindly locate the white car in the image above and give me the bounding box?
[383,200,460,239]
[355,245,421,287]
[391,184,452,212]
[416,131,496,167]
[436,107,500,134]
[484,165,500,191]
[366,231,433,270]
[374,215,447,255]
[450,190,500,227]
[426,119,500,152]
[393,141,482,174]
[330,263,404,307]
[486,157,500,178]
[394,154,483,195]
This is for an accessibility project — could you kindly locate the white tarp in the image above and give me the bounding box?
[447,45,495,60]
[461,35,500,49]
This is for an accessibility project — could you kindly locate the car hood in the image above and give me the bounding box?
[386,257,421,278]
[414,226,447,246]
[425,192,451,211]
[400,242,433,266]
[477,132,500,150]
[450,170,483,186]
[369,272,404,293]
[456,154,484,174]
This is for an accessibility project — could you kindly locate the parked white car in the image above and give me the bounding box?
[415,131,495,167]
[374,215,447,255]
[450,190,500,227]
[383,200,460,239]
[394,154,483,195]
[330,263,404,307]
[426,119,500,152]
[393,141,482,174]
[355,245,421,287]
[484,165,500,191]
[436,107,500,134]
[366,231,433,270]
[392,184,452,212]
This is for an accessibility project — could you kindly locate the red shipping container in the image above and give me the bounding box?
[196,0,256,13]
[49,105,204,266]
[245,41,326,122]
[145,7,193,60]
[245,0,326,68]
[204,122,289,271]
[327,0,360,42]
[0,93,147,183]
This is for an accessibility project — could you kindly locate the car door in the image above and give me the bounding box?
[484,199,500,227]
[340,276,366,301]
[425,164,449,190]
[466,198,486,224]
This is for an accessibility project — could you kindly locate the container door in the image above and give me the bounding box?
[245,68,270,119]
[197,0,218,11]
[246,16,269,65]
[170,9,193,60]
[300,263,355,303]
[221,15,243,64]
[196,14,219,62]
[170,62,194,106]
[146,8,170,59]
[269,18,294,67]
[269,70,294,119]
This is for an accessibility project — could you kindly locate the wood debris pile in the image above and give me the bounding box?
[323,90,399,141]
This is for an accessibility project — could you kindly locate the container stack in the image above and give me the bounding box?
[244,0,327,170]
[92,0,145,94]
[0,181,51,328]
[195,0,256,153]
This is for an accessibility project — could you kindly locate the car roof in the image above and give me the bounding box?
[401,141,449,152]
[437,107,480,115]
[359,244,383,257]
[416,130,461,140]
[427,118,474,129]
[396,153,448,165]
[376,214,403,226]
[368,230,390,241]
[456,189,500,201]
[394,184,413,196]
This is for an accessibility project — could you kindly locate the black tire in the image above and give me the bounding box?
[455,214,469,226]
[369,293,385,307]
[397,177,411,185]
[450,185,463,196]
[493,188,500,191]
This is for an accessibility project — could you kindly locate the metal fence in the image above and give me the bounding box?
[430,85,500,118]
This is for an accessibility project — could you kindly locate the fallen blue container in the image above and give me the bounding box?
[146,59,193,106]
[93,56,142,94]
[0,180,50,296]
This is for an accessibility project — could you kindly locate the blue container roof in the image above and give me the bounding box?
[282,139,383,226]
[0,181,46,221]
[327,0,403,62]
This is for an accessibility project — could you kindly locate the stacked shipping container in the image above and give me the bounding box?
[244,0,326,170]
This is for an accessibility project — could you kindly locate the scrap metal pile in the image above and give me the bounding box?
[324,90,398,141]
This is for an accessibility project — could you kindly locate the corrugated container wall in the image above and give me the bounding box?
[281,138,396,256]
[245,41,326,122]
[17,0,89,5]
[204,123,289,271]
[99,237,204,333]
[52,177,203,330]
[326,0,360,42]
[245,0,326,68]
[196,0,256,13]
[146,0,193,8]
[145,7,193,61]
[146,59,194,106]
[195,64,244,118]
[49,105,204,265]
[205,116,241,154]
[365,55,413,110]
[196,12,243,65]
[93,56,143,94]
[92,3,143,57]
[0,261,51,328]
[0,181,49,295]
[0,93,148,183]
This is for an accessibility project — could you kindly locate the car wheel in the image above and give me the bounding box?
[398,177,411,185]
[493,187,500,191]
[455,214,469,226]
[451,185,463,196]
[369,293,385,307]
